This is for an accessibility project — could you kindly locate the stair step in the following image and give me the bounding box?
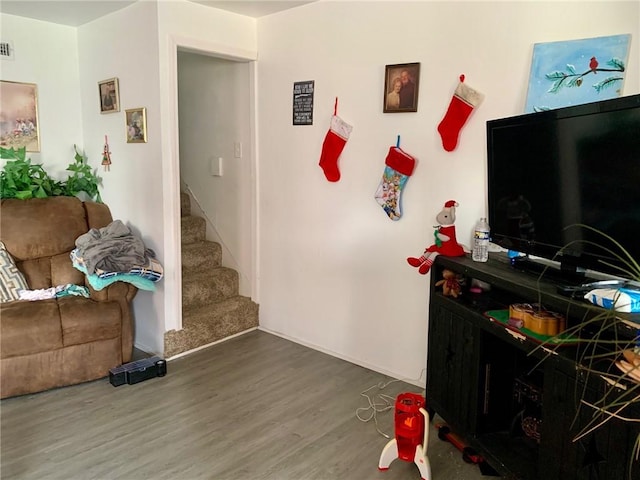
[181,215,206,244]
[165,296,259,357]
[182,268,239,308]
[181,192,190,217]
[182,241,222,272]
[170,193,259,359]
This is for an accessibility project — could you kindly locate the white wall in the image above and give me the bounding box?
[1,5,166,355]
[75,0,257,353]
[1,1,257,355]
[156,0,257,334]
[177,52,253,296]
[256,1,640,381]
[0,14,82,176]
[77,1,165,354]
[2,1,638,381]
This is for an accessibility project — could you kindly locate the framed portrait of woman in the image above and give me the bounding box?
[383,63,420,113]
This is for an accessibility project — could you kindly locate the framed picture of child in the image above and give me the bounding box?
[125,107,147,143]
[383,63,420,113]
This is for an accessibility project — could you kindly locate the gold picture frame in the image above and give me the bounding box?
[0,80,40,152]
[125,107,147,143]
[98,77,120,114]
[383,62,420,113]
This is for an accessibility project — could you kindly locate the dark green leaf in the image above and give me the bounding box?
[15,190,33,200]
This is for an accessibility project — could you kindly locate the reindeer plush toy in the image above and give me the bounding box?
[407,200,465,274]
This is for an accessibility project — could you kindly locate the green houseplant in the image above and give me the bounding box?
[534,225,640,475]
[0,146,102,202]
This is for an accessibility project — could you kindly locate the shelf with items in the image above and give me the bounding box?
[426,253,640,480]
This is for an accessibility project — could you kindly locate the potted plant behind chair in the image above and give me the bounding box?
[0,145,102,202]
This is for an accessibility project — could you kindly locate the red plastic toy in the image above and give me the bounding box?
[435,423,499,476]
[378,393,431,480]
[436,423,484,463]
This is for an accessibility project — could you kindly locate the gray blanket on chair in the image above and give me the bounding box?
[75,220,153,274]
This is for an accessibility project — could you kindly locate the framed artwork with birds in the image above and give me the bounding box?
[524,34,630,113]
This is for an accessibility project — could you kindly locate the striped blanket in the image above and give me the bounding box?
[70,248,163,287]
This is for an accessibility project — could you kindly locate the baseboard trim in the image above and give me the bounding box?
[257,327,424,388]
[134,341,160,358]
[165,327,259,361]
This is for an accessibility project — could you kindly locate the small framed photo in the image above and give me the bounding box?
[98,78,120,114]
[383,63,420,113]
[125,107,147,143]
[0,80,40,151]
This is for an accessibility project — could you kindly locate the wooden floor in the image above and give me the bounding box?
[1,330,491,480]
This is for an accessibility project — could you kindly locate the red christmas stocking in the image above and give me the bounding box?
[374,146,416,221]
[319,99,352,182]
[437,75,484,152]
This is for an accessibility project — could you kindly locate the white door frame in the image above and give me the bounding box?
[163,35,258,333]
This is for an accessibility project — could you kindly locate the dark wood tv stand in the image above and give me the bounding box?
[426,254,639,480]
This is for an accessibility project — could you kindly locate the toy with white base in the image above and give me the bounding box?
[378,393,431,480]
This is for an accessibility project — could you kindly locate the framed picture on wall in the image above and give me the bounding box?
[383,63,420,113]
[125,107,147,143]
[0,80,40,152]
[98,77,120,114]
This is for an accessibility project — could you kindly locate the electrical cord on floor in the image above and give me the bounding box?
[355,368,426,439]
[356,380,398,439]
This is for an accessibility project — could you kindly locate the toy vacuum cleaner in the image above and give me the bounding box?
[378,392,431,480]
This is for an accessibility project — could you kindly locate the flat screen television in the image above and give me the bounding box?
[487,94,640,280]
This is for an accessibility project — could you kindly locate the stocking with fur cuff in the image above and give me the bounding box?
[319,98,353,182]
[437,74,484,152]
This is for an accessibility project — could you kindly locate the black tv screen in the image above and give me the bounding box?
[487,94,640,278]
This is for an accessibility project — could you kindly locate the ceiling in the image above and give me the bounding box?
[0,0,317,26]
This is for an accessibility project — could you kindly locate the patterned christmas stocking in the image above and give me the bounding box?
[437,74,484,152]
[374,146,416,221]
[319,99,352,182]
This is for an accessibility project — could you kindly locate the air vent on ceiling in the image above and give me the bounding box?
[0,41,15,60]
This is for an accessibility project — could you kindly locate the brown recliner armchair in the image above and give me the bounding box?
[0,197,137,398]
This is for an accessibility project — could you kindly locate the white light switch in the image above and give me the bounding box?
[234,142,242,159]
[210,157,223,176]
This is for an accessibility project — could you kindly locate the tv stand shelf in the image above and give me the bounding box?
[426,254,639,480]
[508,255,595,286]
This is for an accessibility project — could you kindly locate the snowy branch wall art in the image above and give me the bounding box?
[525,34,630,112]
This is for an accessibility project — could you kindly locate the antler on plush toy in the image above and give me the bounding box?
[407,200,465,274]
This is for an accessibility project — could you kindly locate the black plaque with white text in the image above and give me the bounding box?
[293,80,314,125]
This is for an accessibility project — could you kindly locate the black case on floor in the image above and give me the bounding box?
[109,356,167,387]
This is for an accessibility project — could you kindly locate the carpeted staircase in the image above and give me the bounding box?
[164,193,259,357]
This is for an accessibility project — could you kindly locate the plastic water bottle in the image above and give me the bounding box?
[472,217,490,262]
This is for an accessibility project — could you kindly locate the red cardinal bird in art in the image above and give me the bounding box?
[590,56,598,74]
